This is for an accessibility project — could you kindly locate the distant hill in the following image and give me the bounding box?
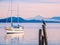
[0,17,42,23]
[0,17,26,23]
[44,17,60,23]
[27,15,60,23]
[51,17,60,20]
[0,16,60,23]
[27,15,43,20]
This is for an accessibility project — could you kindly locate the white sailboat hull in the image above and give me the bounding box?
[7,30,24,34]
[5,27,24,34]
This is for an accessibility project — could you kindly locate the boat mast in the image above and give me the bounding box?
[17,0,19,25]
[6,1,10,24]
[11,0,13,27]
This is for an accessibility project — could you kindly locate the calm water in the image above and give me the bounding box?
[0,23,60,45]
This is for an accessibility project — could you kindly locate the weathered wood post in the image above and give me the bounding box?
[42,19,48,45]
[39,18,48,45]
[42,35,45,45]
[39,29,42,45]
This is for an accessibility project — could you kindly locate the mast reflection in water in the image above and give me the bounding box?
[5,33,24,45]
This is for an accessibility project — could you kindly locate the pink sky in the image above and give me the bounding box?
[0,2,60,18]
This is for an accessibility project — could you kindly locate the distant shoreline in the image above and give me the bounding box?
[0,22,60,23]
[0,16,60,23]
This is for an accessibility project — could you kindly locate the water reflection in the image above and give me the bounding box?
[0,23,60,45]
[5,33,24,45]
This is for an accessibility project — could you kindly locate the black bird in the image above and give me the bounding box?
[42,18,46,25]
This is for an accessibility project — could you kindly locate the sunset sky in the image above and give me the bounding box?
[0,0,60,18]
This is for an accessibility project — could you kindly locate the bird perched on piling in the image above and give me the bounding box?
[42,18,46,26]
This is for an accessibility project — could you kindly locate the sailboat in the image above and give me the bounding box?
[5,0,24,34]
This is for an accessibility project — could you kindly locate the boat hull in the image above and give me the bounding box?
[7,30,24,34]
[5,27,24,34]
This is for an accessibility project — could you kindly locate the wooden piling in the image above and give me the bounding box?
[39,18,48,45]
[42,35,45,45]
[39,29,42,45]
[42,25,48,45]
